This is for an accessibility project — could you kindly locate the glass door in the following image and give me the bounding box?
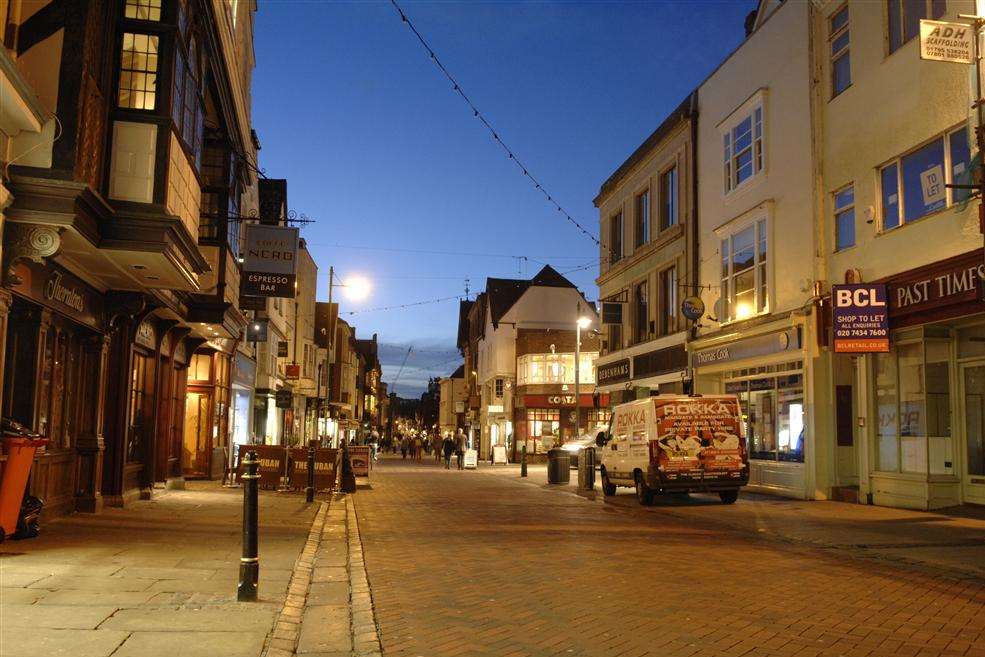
[961,363,985,504]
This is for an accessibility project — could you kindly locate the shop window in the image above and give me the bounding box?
[527,408,560,453]
[118,33,158,110]
[609,212,623,264]
[128,353,152,462]
[659,266,677,336]
[830,5,850,97]
[726,373,804,463]
[634,189,649,249]
[875,341,953,475]
[881,128,970,230]
[834,184,855,250]
[720,218,768,322]
[723,105,763,193]
[660,166,678,230]
[634,280,649,344]
[190,352,212,382]
[888,0,946,54]
[125,0,162,20]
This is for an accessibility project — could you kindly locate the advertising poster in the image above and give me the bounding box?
[236,444,286,489]
[652,396,744,475]
[242,224,299,298]
[832,284,890,353]
[350,445,371,477]
[288,448,340,491]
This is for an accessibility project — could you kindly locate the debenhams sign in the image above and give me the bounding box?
[242,224,299,298]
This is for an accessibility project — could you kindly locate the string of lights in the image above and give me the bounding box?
[345,294,463,315]
[388,0,613,258]
[304,241,587,261]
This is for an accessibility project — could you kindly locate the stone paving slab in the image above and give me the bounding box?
[297,604,352,654]
[112,630,268,657]
[0,628,129,657]
[100,605,280,632]
[2,603,118,628]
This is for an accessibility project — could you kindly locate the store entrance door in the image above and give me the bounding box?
[961,363,985,505]
[183,390,211,478]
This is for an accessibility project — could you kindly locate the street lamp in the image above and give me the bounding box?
[574,313,593,440]
[325,266,373,447]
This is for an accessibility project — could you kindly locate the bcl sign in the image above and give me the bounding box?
[919,19,974,64]
[832,284,890,353]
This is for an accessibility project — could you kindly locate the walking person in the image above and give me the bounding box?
[414,434,423,462]
[442,433,455,469]
[455,428,466,470]
[400,434,408,459]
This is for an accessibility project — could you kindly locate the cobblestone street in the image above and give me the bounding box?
[354,458,985,657]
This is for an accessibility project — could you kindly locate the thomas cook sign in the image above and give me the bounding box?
[242,224,299,298]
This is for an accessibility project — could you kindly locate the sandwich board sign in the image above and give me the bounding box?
[920,20,974,64]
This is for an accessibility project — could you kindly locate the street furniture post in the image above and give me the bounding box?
[306,443,316,502]
[521,443,527,478]
[238,451,260,602]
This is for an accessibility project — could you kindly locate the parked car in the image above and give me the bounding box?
[561,433,598,469]
[595,395,749,505]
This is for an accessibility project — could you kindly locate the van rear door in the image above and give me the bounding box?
[649,395,747,485]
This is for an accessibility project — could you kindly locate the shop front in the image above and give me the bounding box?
[230,351,256,459]
[3,259,109,517]
[593,338,688,406]
[512,393,610,462]
[855,250,985,509]
[184,341,232,480]
[692,324,812,498]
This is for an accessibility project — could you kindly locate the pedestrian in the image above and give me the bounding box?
[369,431,379,462]
[414,434,423,462]
[442,433,455,469]
[455,428,466,470]
[400,434,408,459]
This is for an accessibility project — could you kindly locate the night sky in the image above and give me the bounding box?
[252,0,753,396]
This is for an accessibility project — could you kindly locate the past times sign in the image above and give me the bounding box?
[919,20,974,64]
[832,284,889,353]
[242,224,299,298]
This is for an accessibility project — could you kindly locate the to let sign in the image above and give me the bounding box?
[919,19,974,64]
[242,223,299,298]
[832,284,889,353]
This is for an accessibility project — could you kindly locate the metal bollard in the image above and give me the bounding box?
[520,444,527,478]
[305,444,316,503]
[237,451,260,602]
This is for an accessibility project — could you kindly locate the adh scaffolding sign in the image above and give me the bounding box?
[919,19,974,64]
[242,224,299,298]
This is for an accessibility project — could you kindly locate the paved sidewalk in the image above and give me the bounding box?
[0,482,320,657]
[354,457,985,657]
[481,461,985,579]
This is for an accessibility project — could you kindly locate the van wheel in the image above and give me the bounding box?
[635,472,654,506]
[601,469,616,497]
[719,490,739,505]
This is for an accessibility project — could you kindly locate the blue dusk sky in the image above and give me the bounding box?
[252,0,753,396]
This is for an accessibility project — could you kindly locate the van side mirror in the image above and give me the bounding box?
[595,431,608,447]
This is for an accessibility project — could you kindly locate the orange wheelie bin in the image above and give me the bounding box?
[0,425,47,542]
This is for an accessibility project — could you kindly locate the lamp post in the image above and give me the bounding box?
[325,266,371,447]
[575,310,593,438]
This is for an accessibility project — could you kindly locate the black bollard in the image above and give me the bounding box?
[305,444,316,503]
[237,451,260,602]
[520,443,527,478]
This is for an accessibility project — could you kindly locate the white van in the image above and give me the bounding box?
[595,395,748,505]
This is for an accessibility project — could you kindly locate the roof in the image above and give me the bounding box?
[486,265,578,327]
[594,93,696,207]
[450,364,465,378]
[456,299,474,350]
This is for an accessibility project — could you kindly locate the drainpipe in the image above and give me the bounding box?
[687,92,700,394]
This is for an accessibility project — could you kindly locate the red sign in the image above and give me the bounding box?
[288,448,340,491]
[524,394,608,408]
[286,363,300,379]
[236,444,286,489]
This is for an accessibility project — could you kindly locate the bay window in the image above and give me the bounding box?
[118,33,159,110]
[880,127,972,230]
[172,27,204,167]
[720,218,768,322]
[516,353,598,386]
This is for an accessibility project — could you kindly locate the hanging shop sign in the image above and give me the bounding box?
[681,296,705,322]
[832,284,890,353]
[693,328,801,368]
[285,363,300,380]
[8,260,104,330]
[135,318,157,349]
[240,294,266,311]
[601,302,623,325]
[596,358,630,386]
[275,389,293,408]
[919,19,974,64]
[277,341,289,357]
[242,223,299,298]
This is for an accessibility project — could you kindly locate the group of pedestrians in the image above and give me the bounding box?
[441,429,467,470]
[398,433,426,461]
[391,428,468,470]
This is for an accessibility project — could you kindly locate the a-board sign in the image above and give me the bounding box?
[349,445,371,477]
[832,284,890,353]
[463,449,478,469]
[919,19,973,64]
[236,444,285,489]
[288,448,340,491]
[492,443,508,464]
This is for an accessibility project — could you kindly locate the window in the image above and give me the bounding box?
[125,0,162,20]
[834,184,855,250]
[660,267,677,336]
[726,373,804,463]
[516,353,599,386]
[173,32,204,166]
[880,127,970,230]
[660,166,678,230]
[888,0,946,54]
[634,280,649,343]
[495,378,504,398]
[118,33,158,110]
[875,340,953,474]
[720,219,768,322]
[723,106,764,193]
[634,190,650,249]
[830,5,850,96]
[609,212,623,264]
[608,323,623,353]
[527,409,560,452]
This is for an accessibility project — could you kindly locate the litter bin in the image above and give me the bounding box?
[577,447,595,491]
[547,448,570,484]
[0,430,47,542]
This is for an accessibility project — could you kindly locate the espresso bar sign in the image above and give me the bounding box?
[242,223,299,298]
